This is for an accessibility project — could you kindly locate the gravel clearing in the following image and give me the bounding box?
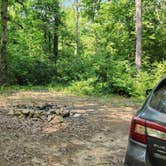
[0,91,141,166]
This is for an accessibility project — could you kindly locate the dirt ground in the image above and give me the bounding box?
[0,90,141,166]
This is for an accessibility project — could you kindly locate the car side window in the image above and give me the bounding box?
[150,84,166,113]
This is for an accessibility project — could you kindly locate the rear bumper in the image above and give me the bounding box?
[124,139,147,166]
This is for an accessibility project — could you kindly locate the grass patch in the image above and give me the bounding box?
[0,82,145,107]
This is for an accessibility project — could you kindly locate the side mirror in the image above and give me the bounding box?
[146,89,152,96]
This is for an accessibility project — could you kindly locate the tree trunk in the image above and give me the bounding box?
[93,0,101,55]
[135,0,142,72]
[74,0,79,57]
[48,31,52,53]
[53,15,59,62]
[0,0,8,84]
[53,32,58,61]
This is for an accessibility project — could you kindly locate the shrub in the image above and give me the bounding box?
[8,55,56,85]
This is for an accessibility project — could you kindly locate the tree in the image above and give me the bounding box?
[135,0,142,72]
[74,0,79,57]
[0,0,8,84]
[33,0,61,62]
[142,0,166,63]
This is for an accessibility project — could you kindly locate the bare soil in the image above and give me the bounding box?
[0,91,141,166]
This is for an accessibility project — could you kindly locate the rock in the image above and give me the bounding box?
[8,103,72,119]
[49,109,57,114]
[59,107,64,115]
[73,113,81,118]
[56,115,64,123]
[47,114,55,122]
[21,109,30,115]
[55,109,61,115]
[31,157,45,165]
[61,109,70,118]
[38,103,53,111]
[33,112,41,118]
[55,107,70,117]
[8,109,15,115]
[45,110,51,116]
[29,110,35,118]
[14,109,22,116]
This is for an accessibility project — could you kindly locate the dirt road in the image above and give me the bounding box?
[0,91,141,166]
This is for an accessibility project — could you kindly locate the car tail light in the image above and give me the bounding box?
[130,116,166,144]
[130,117,146,144]
[146,121,166,142]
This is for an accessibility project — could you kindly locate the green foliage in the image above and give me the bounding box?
[142,0,166,61]
[0,0,165,97]
[67,78,95,95]
[8,54,56,85]
[152,61,166,84]
[56,49,93,83]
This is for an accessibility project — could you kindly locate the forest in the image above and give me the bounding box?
[0,0,165,97]
[0,1,166,165]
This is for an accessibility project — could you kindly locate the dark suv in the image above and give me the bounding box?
[124,77,166,166]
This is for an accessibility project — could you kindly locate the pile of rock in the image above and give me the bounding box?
[8,103,73,121]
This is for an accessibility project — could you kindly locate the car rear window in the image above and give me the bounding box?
[150,81,166,113]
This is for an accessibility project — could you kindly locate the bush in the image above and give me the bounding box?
[93,57,166,97]
[56,49,93,83]
[152,61,166,84]
[68,78,95,95]
[93,59,136,96]
[8,55,56,85]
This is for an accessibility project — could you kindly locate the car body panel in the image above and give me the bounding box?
[125,139,146,166]
[147,137,166,166]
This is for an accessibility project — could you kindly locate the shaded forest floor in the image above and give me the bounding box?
[0,90,142,166]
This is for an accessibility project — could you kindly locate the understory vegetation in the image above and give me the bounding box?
[0,0,165,97]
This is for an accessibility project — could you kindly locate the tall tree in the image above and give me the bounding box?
[135,0,142,72]
[34,0,61,62]
[0,0,8,84]
[53,12,60,61]
[81,0,102,54]
[74,0,79,57]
